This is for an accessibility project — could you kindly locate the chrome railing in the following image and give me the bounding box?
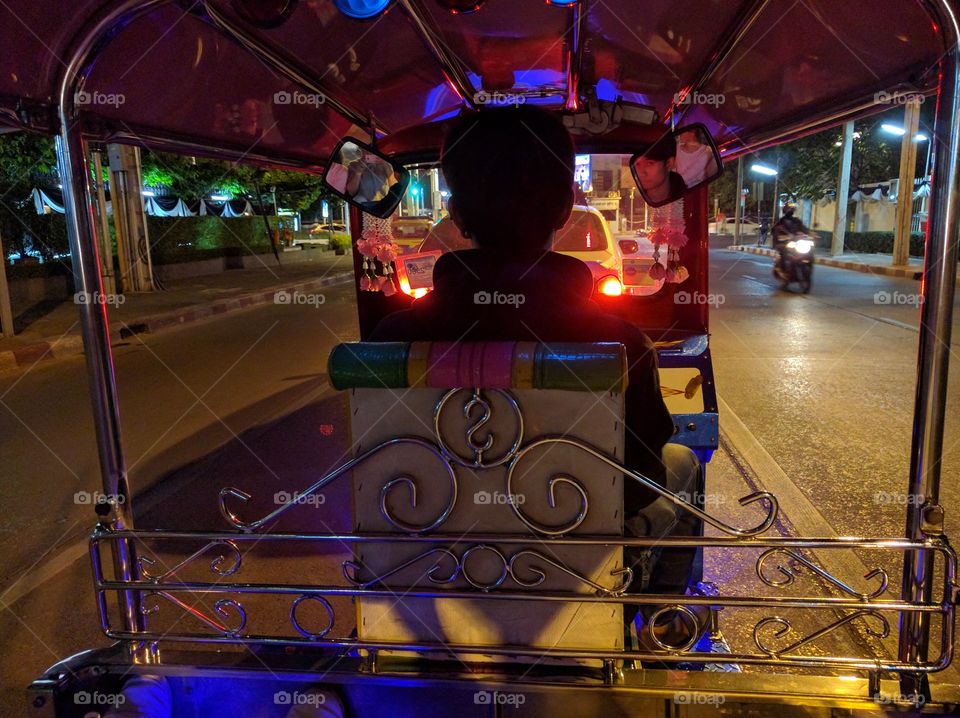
[85,387,958,675]
[90,529,956,672]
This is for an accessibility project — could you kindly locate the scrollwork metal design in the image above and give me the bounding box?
[643,604,703,653]
[219,437,457,533]
[508,549,633,597]
[506,436,778,537]
[219,388,776,542]
[343,545,630,596]
[434,388,524,468]
[756,548,889,600]
[290,594,335,640]
[379,475,458,534]
[754,609,890,658]
[141,590,247,637]
[461,544,511,590]
[138,540,241,582]
[506,467,590,537]
[342,548,460,589]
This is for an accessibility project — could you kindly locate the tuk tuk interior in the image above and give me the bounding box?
[1,0,957,715]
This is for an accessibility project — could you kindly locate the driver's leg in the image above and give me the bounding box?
[622,444,703,626]
[642,444,703,594]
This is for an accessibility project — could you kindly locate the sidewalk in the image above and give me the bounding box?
[727,244,958,284]
[0,250,354,376]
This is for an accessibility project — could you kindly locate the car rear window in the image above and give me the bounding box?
[552,211,609,252]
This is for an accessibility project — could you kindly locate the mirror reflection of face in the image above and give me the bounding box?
[636,155,679,205]
[674,128,719,188]
[323,137,409,218]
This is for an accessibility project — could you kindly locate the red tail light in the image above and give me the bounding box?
[598,276,623,297]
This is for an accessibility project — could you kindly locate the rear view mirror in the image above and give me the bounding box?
[322,137,410,219]
[630,123,723,208]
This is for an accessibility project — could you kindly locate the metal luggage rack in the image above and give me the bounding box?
[87,388,960,676]
[90,529,957,673]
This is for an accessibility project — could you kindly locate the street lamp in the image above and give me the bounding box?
[750,164,777,223]
[881,123,927,142]
[881,124,932,178]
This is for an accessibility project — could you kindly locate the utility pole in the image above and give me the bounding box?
[0,230,14,337]
[733,157,744,245]
[91,150,116,296]
[893,100,922,266]
[108,144,154,292]
[772,154,780,223]
[832,121,855,257]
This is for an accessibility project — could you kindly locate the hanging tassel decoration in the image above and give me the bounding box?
[647,197,690,284]
[357,214,400,294]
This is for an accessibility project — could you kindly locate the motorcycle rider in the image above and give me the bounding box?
[772,202,815,275]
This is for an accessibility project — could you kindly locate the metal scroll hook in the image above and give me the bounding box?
[342,548,460,589]
[142,591,247,637]
[464,389,495,464]
[219,487,258,532]
[755,610,890,657]
[138,540,242,582]
[734,491,780,536]
[757,548,889,600]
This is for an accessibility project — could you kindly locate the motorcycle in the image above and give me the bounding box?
[774,233,815,293]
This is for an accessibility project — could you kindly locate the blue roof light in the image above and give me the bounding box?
[334,0,392,19]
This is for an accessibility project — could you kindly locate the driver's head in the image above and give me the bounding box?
[441,106,574,256]
[782,203,796,216]
[634,132,677,196]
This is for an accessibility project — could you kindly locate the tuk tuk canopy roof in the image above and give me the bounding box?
[0,0,945,167]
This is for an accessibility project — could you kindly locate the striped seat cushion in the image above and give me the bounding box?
[328,341,627,393]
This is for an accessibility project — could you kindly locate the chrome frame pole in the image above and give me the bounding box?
[564,0,587,111]
[899,0,960,695]
[201,1,377,133]
[55,0,170,642]
[398,0,477,108]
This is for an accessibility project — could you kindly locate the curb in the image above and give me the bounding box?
[726,245,950,283]
[0,271,353,377]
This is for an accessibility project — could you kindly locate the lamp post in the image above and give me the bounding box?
[751,163,778,243]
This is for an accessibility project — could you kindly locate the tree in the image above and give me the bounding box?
[709,114,922,214]
[0,132,60,261]
[140,151,334,213]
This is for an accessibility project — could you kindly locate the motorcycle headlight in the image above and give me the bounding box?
[786,240,797,249]
[795,239,814,254]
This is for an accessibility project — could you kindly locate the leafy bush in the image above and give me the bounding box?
[842,231,925,257]
[811,230,925,257]
[329,232,352,253]
[147,217,274,265]
[1,209,70,263]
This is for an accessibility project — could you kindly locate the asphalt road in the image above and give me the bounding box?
[1,247,958,714]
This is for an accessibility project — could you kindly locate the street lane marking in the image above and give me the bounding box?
[717,394,897,658]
